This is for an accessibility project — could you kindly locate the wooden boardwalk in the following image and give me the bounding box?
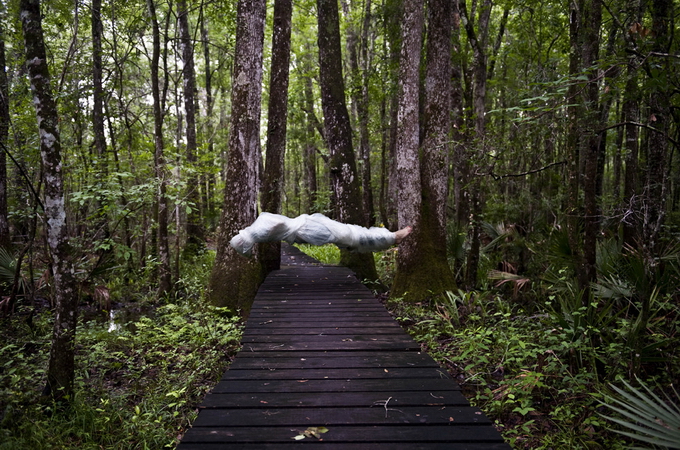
[178,245,510,449]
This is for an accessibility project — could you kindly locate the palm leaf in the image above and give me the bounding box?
[600,378,680,449]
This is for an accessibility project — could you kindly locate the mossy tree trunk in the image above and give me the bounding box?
[208,0,266,313]
[392,0,456,302]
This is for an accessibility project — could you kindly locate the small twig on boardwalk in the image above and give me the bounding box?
[372,397,403,418]
[259,320,273,325]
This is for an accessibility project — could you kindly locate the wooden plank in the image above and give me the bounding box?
[192,406,492,427]
[210,378,461,394]
[245,319,401,328]
[221,367,448,380]
[199,390,470,408]
[240,341,421,351]
[235,350,430,358]
[178,443,511,450]
[241,334,416,344]
[242,327,406,335]
[229,353,439,369]
[182,425,505,443]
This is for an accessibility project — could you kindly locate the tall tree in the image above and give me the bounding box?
[208,0,266,311]
[317,0,380,285]
[392,0,423,293]
[20,0,78,401]
[460,0,492,289]
[178,0,204,256]
[566,0,602,293]
[260,0,293,272]
[0,8,9,250]
[392,0,456,301]
[642,0,673,252]
[147,0,172,295]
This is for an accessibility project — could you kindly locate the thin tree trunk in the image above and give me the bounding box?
[200,5,215,226]
[643,0,672,253]
[0,15,9,250]
[20,0,78,401]
[147,0,172,296]
[260,0,292,272]
[302,66,319,212]
[208,0,266,312]
[317,0,380,286]
[179,0,204,256]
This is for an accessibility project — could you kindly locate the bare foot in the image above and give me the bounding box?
[394,226,412,244]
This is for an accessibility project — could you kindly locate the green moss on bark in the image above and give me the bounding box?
[391,227,455,302]
[207,242,264,316]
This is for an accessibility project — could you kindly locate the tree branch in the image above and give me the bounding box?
[491,160,567,180]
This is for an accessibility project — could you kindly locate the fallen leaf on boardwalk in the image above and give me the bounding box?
[297,380,309,383]
[449,417,454,422]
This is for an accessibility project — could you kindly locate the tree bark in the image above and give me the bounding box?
[642,0,672,253]
[147,0,172,296]
[178,0,205,256]
[260,0,292,272]
[208,0,266,312]
[0,16,9,250]
[317,0,380,286]
[392,0,456,301]
[20,0,78,401]
[92,0,110,244]
[392,0,423,294]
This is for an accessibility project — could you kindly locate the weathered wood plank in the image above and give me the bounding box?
[199,390,470,408]
[178,444,511,450]
[182,425,505,443]
[221,367,448,380]
[242,327,406,335]
[210,378,462,394]
[192,406,491,427]
[229,353,439,369]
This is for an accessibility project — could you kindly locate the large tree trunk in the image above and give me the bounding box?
[317,0,378,282]
[208,0,266,312]
[317,0,380,286]
[260,0,292,272]
[21,0,78,401]
[579,0,603,292]
[392,0,423,296]
[0,18,9,250]
[392,0,456,301]
[178,0,205,256]
[147,0,172,296]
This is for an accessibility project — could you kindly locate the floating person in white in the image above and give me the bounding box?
[230,212,413,257]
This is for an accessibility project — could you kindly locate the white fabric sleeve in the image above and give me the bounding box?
[230,212,396,256]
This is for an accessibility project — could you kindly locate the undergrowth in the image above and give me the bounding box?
[384,289,679,449]
[0,250,242,449]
